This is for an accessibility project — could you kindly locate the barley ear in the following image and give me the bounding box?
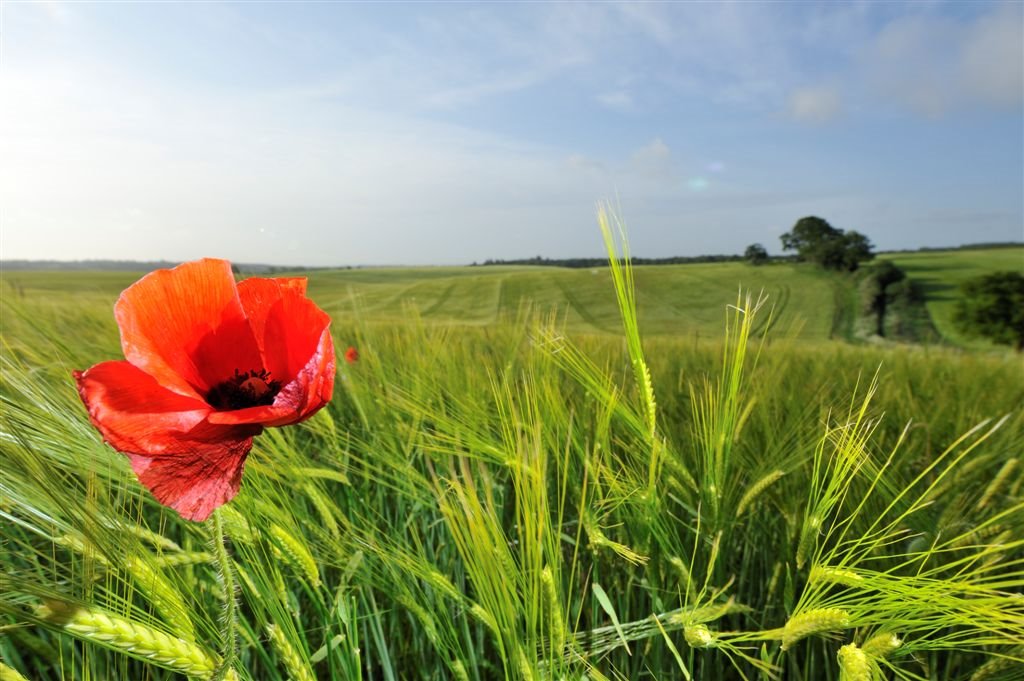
[737,469,784,518]
[977,458,1017,510]
[971,647,1024,681]
[795,514,822,569]
[450,659,470,681]
[780,608,851,651]
[515,645,538,681]
[266,624,315,681]
[684,624,716,649]
[269,524,321,588]
[809,565,864,587]
[837,643,871,681]
[542,566,565,656]
[37,601,219,677]
[861,632,901,658]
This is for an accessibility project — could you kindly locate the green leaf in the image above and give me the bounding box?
[592,582,631,655]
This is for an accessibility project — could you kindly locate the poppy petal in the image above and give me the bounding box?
[235,277,307,359]
[260,289,333,400]
[74,361,213,454]
[127,438,253,522]
[115,259,263,399]
[207,327,335,427]
[237,277,327,384]
[76,361,260,521]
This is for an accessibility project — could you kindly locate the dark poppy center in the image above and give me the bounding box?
[206,369,282,411]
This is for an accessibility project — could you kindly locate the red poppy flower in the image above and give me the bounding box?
[74,259,335,522]
[344,346,359,364]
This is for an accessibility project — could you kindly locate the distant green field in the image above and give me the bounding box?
[3,246,1021,348]
[880,247,1024,347]
[305,262,849,340]
[1,263,843,342]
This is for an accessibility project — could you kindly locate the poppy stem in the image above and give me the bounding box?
[211,509,239,680]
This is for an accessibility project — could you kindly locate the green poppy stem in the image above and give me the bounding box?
[211,508,239,680]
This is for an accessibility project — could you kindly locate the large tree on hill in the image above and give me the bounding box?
[953,271,1024,351]
[780,216,874,271]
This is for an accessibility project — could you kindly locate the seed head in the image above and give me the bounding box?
[684,624,716,648]
[837,643,871,681]
[781,608,851,650]
[862,632,901,658]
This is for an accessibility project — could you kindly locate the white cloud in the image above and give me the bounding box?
[567,153,607,173]
[629,138,675,180]
[862,4,1023,116]
[596,90,634,112]
[959,4,1024,107]
[328,5,595,112]
[36,1,71,24]
[788,86,842,123]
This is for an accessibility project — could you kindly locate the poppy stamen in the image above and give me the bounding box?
[206,369,282,411]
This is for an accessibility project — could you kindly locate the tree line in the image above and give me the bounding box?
[474,254,750,268]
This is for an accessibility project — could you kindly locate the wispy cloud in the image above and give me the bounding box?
[36,0,71,24]
[596,90,634,112]
[788,86,842,123]
[860,3,1022,116]
[630,138,676,182]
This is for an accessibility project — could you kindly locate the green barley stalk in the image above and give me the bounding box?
[597,204,661,495]
[54,532,196,640]
[689,290,769,531]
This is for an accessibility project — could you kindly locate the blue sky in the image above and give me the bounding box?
[2,1,1022,266]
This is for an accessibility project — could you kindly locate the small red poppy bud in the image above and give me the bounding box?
[345,346,359,364]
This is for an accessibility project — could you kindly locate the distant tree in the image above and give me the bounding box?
[858,260,909,336]
[872,260,907,288]
[953,271,1024,351]
[781,216,840,260]
[817,230,874,271]
[839,231,875,271]
[780,216,874,271]
[744,243,769,265]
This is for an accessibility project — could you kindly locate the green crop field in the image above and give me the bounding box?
[879,247,1024,348]
[2,238,1022,680]
[6,246,1019,347]
[2,262,841,341]
[303,263,842,340]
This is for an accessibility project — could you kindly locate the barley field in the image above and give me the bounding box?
[2,233,1022,680]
